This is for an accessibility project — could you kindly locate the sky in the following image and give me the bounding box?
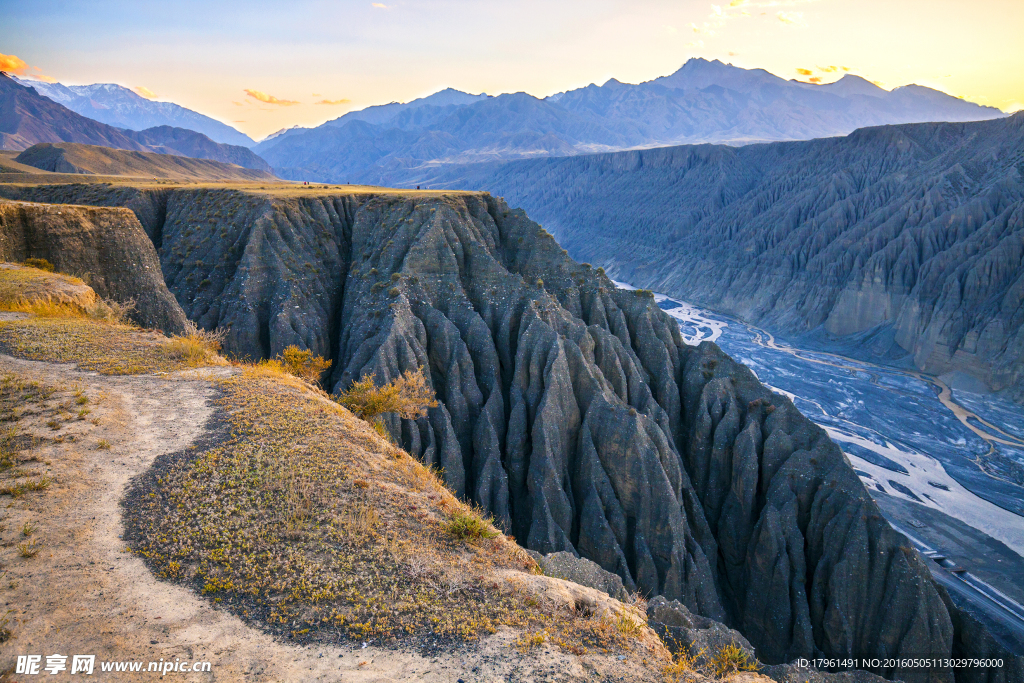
[2,0,1022,140]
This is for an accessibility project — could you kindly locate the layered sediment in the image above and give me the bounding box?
[0,198,187,332]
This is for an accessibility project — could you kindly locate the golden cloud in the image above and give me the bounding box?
[729,0,746,5]
[809,76,822,83]
[233,101,244,106]
[795,68,813,76]
[244,89,300,106]
[1,53,57,82]
[0,53,29,75]
[312,92,322,97]
[372,2,388,7]
[134,86,158,99]
[728,51,739,56]
[315,98,352,105]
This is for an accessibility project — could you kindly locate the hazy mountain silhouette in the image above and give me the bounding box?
[253,58,1004,184]
[14,77,255,148]
[0,74,270,171]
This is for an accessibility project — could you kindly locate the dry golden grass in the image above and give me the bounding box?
[0,263,94,312]
[0,265,228,374]
[122,367,656,656]
[0,316,224,374]
[123,367,539,642]
[256,345,332,385]
[663,647,704,682]
[163,320,228,367]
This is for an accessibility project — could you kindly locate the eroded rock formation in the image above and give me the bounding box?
[0,183,979,682]
[418,113,1024,404]
[0,198,187,332]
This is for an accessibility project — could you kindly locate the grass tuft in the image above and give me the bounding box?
[709,642,759,677]
[442,508,500,542]
[17,539,40,558]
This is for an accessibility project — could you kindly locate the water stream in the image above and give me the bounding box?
[615,282,1024,561]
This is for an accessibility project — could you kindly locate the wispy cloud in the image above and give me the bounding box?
[776,11,806,26]
[134,86,158,99]
[232,101,244,106]
[244,89,300,106]
[371,2,388,7]
[796,65,857,83]
[687,0,818,38]
[315,98,351,105]
[0,52,57,82]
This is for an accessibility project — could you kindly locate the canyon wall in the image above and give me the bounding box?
[0,183,970,681]
[416,113,1024,404]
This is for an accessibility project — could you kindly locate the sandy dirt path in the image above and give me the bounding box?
[0,355,654,683]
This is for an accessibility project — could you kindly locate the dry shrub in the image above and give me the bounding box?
[257,345,332,384]
[709,642,759,677]
[613,611,645,637]
[164,320,226,365]
[663,646,703,682]
[23,258,54,272]
[85,297,135,325]
[334,366,438,422]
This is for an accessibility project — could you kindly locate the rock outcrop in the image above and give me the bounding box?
[0,199,188,332]
[420,113,1024,404]
[647,595,755,659]
[0,183,969,682]
[530,551,630,602]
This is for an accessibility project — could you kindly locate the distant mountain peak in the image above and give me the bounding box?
[11,77,255,147]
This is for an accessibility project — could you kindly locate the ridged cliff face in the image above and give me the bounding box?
[417,113,1024,403]
[0,182,963,682]
[0,198,187,332]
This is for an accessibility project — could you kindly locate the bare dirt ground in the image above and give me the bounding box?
[0,354,665,683]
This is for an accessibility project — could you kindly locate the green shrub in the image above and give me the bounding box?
[443,508,499,542]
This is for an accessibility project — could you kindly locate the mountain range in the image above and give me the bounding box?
[13,76,256,148]
[0,74,271,172]
[416,113,1024,410]
[252,58,1005,184]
